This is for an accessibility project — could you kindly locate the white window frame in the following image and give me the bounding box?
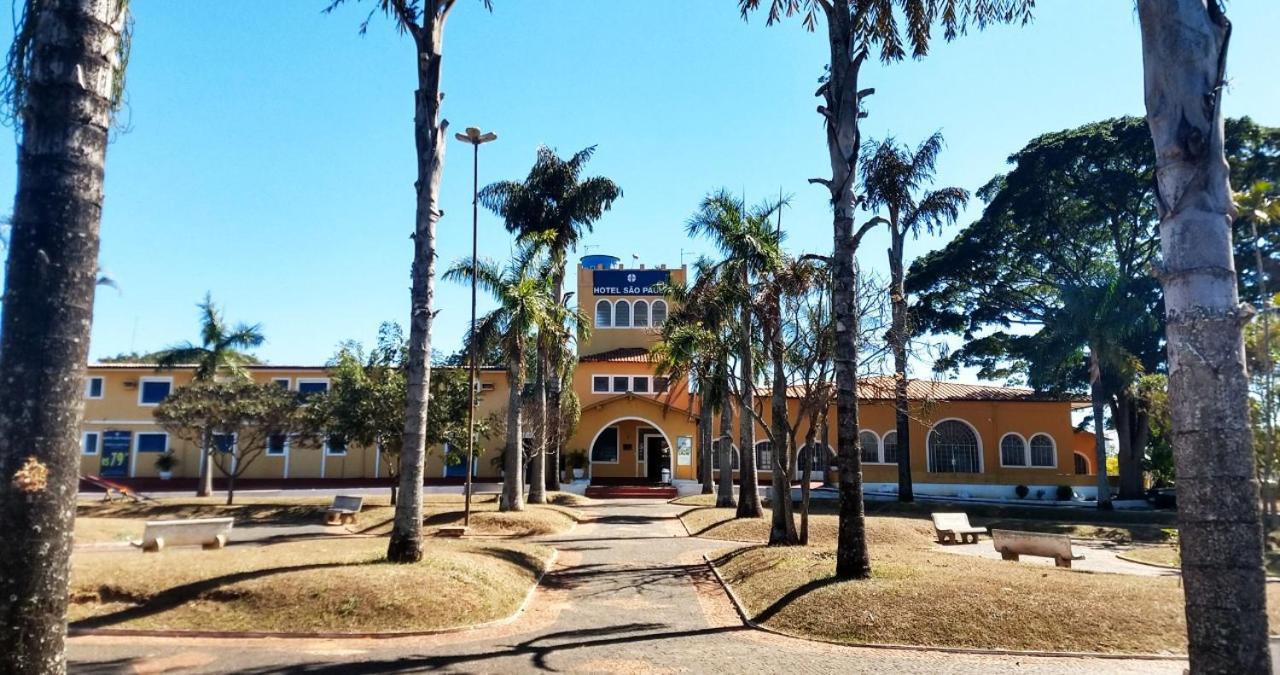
[266,432,290,457]
[271,377,291,390]
[614,299,631,328]
[926,417,984,474]
[881,430,898,465]
[296,378,331,396]
[82,431,100,456]
[595,299,613,328]
[137,376,174,407]
[325,433,349,456]
[1028,433,1058,469]
[631,376,650,393]
[652,299,667,327]
[858,429,882,464]
[633,300,649,327]
[611,375,630,393]
[592,375,610,393]
[590,425,621,465]
[211,431,237,455]
[998,432,1029,468]
[135,431,170,455]
[85,376,105,399]
[754,440,774,472]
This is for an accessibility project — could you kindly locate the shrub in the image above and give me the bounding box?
[1056,484,1075,501]
[154,452,179,472]
[1014,484,1029,499]
[567,450,588,470]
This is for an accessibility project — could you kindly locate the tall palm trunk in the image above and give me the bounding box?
[1112,393,1149,500]
[717,364,736,508]
[1138,2,1269,670]
[528,347,547,504]
[766,308,798,544]
[545,268,565,492]
[819,1,872,580]
[388,11,450,564]
[698,389,714,494]
[0,1,125,668]
[736,288,763,518]
[888,227,913,502]
[501,351,525,512]
[1089,351,1113,510]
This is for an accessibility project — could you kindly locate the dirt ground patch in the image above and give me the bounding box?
[691,505,1280,653]
[69,537,553,633]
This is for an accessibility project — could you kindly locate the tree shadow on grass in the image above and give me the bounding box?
[472,546,550,578]
[750,575,843,624]
[69,561,353,630]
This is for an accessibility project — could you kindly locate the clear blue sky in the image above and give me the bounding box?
[2,1,1277,369]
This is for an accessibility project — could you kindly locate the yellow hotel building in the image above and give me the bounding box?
[79,256,1099,500]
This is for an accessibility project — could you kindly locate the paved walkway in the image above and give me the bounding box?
[68,500,1187,674]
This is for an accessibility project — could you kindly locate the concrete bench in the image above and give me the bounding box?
[991,529,1085,569]
[140,517,234,552]
[931,512,987,544]
[325,495,364,525]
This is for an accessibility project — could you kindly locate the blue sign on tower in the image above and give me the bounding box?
[592,269,669,296]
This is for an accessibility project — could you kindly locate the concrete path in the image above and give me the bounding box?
[68,499,1187,674]
[935,538,1182,577]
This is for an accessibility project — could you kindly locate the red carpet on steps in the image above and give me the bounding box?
[584,485,678,499]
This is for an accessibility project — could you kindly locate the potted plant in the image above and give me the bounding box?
[154,452,179,480]
[567,450,588,481]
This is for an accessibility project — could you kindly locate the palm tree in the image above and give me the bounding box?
[327,0,491,563]
[687,190,786,519]
[154,293,266,497]
[480,146,620,496]
[740,0,1034,582]
[861,133,968,503]
[0,1,130,666]
[1138,3,1269,669]
[444,251,557,512]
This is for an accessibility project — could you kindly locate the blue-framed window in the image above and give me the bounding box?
[139,379,171,405]
[326,434,347,456]
[86,377,104,399]
[137,432,168,453]
[297,380,329,398]
[267,433,288,456]
[82,432,100,455]
[213,433,236,454]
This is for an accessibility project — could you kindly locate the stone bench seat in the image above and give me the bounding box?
[931,512,987,544]
[139,517,234,552]
[991,528,1085,568]
[325,495,364,525]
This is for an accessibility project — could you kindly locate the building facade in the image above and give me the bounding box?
[78,256,1098,500]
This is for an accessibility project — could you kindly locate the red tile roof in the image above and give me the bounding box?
[579,348,653,363]
[784,376,1086,403]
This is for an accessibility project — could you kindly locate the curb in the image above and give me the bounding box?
[700,553,1190,662]
[69,548,559,641]
[675,506,768,544]
[1114,552,1181,571]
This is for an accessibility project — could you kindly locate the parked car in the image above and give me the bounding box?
[1147,487,1176,509]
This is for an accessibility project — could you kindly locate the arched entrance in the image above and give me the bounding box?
[588,416,673,484]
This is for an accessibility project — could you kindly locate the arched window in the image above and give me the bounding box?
[859,430,880,463]
[711,439,740,470]
[882,431,898,464]
[595,300,612,328]
[1073,452,1090,475]
[1000,434,1027,467]
[614,300,631,327]
[591,426,619,463]
[928,420,981,473]
[797,444,834,474]
[633,300,649,327]
[652,300,668,327]
[1029,434,1056,467]
[755,441,772,470]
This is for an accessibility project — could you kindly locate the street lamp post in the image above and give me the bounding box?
[455,127,497,528]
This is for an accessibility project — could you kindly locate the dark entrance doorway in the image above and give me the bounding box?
[645,435,669,483]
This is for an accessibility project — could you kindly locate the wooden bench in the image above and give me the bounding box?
[325,495,364,525]
[82,475,156,503]
[139,517,234,552]
[991,529,1085,569]
[931,512,987,544]
[436,526,468,538]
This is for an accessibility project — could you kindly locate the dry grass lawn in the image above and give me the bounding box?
[69,537,552,633]
[77,493,582,540]
[687,505,1280,653]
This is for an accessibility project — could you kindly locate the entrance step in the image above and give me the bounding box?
[585,485,678,500]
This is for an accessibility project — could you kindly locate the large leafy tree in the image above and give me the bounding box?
[1138,2,1269,668]
[327,0,491,563]
[156,381,306,505]
[861,132,967,503]
[0,2,131,667]
[444,250,561,512]
[479,146,619,497]
[739,0,1034,580]
[154,293,266,497]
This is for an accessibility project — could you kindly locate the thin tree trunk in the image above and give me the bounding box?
[767,310,798,545]
[388,13,450,564]
[801,424,817,545]
[736,288,763,518]
[226,470,236,506]
[717,366,736,508]
[698,389,714,494]
[501,355,525,512]
[1090,351,1113,510]
[545,268,565,493]
[528,348,547,504]
[820,2,872,580]
[0,1,125,669]
[1113,393,1147,500]
[1138,3,1270,670]
[197,428,213,497]
[889,229,914,502]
